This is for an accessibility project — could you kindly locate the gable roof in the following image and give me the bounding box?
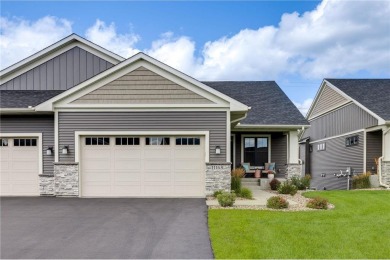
[35,52,249,112]
[0,34,124,85]
[0,90,65,108]
[204,81,309,126]
[325,79,390,121]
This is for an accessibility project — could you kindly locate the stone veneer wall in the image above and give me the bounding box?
[39,175,55,196]
[54,162,79,197]
[381,161,390,186]
[205,162,231,195]
[286,163,302,179]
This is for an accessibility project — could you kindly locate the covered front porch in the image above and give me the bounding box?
[230,125,303,180]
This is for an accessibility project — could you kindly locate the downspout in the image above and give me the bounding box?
[379,127,390,189]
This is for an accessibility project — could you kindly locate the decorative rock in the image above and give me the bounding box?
[54,162,79,197]
[39,175,55,196]
[206,162,231,195]
[381,161,390,186]
[286,163,302,179]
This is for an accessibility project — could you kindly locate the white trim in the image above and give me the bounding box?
[363,130,367,173]
[226,111,231,162]
[309,129,364,144]
[0,133,43,175]
[0,108,36,114]
[55,108,230,112]
[0,34,123,83]
[35,53,249,112]
[240,134,271,166]
[235,124,309,130]
[54,110,59,162]
[231,133,236,168]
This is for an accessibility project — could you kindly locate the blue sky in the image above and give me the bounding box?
[1,1,389,114]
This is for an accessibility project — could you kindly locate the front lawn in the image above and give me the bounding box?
[208,190,390,259]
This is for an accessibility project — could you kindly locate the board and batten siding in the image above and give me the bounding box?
[58,111,227,163]
[0,115,54,175]
[310,84,349,119]
[309,103,378,141]
[310,131,364,190]
[299,143,306,175]
[72,67,214,104]
[0,47,113,90]
[366,130,382,173]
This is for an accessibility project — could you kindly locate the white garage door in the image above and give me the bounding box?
[81,136,205,197]
[0,138,40,196]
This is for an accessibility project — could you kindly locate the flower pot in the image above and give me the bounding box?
[268,174,275,180]
[254,169,261,178]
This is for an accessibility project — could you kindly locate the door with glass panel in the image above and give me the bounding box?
[243,137,269,166]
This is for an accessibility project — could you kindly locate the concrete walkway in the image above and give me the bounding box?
[206,184,297,206]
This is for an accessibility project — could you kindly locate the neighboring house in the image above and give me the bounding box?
[300,79,390,190]
[0,34,308,198]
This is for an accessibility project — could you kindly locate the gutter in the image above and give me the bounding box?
[235,124,311,129]
[0,107,36,114]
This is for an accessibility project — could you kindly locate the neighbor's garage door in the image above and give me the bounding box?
[81,136,205,197]
[0,138,39,196]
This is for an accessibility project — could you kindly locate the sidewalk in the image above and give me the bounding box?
[206,185,297,206]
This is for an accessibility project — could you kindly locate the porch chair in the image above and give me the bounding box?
[262,162,276,175]
[241,162,251,177]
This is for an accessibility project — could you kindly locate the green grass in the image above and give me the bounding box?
[208,190,390,259]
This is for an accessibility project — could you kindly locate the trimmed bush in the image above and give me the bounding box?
[217,192,236,207]
[307,197,328,209]
[213,190,224,198]
[290,175,311,190]
[267,196,289,209]
[239,187,253,199]
[277,181,298,195]
[352,173,371,189]
[269,178,281,190]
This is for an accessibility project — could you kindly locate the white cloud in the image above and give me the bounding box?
[85,19,140,58]
[0,16,72,69]
[293,98,313,116]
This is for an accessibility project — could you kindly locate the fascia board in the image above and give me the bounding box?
[0,34,124,84]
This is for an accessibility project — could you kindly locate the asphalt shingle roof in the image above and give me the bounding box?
[326,79,390,121]
[0,90,64,108]
[203,81,308,125]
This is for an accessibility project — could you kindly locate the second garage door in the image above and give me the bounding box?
[81,136,205,197]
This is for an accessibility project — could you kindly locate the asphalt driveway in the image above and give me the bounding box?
[0,197,213,259]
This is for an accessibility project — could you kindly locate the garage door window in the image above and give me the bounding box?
[115,137,140,145]
[146,137,170,145]
[0,138,8,146]
[14,138,37,146]
[85,137,110,145]
[176,137,200,145]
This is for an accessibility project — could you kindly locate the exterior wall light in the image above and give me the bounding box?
[46,147,54,156]
[62,146,69,154]
[215,146,221,155]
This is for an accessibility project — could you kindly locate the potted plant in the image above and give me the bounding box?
[254,167,261,178]
[267,170,275,180]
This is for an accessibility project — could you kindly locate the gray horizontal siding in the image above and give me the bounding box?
[310,84,348,118]
[0,115,54,175]
[309,103,378,141]
[310,131,364,190]
[0,47,113,90]
[58,111,227,163]
[366,130,382,173]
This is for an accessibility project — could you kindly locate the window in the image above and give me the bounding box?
[176,137,200,145]
[346,135,359,147]
[243,137,269,166]
[85,137,110,145]
[317,143,326,151]
[0,138,8,146]
[115,137,140,145]
[146,137,170,145]
[13,138,37,147]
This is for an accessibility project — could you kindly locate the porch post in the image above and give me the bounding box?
[286,130,302,178]
[381,126,390,186]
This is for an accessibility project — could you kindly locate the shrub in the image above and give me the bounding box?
[213,190,224,198]
[231,168,245,178]
[352,173,371,189]
[277,181,298,195]
[269,178,281,190]
[267,196,289,209]
[307,197,328,209]
[231,176,242,194]
[217,192,236,207]
[239,187,253,199]
[290,175,311,190]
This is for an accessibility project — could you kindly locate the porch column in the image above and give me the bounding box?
[286,130,302,178]
[381,126,390,186]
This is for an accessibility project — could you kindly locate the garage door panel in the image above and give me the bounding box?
[82,171,110,182]
[114,171,141,182]
[114,160,141,170]
[83,160,111,170]
[112,185,142,196]
[174,149,202,158]
[82,185,111,196]
[144,171,171,182]
[144,160,171,170]
[174,160,203,170]
[144,149,171,159]
[83,149,111,159]
[174,184,203,196]
[144,185,172,196]
[174,172,201,182]
[114,149,141,159]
